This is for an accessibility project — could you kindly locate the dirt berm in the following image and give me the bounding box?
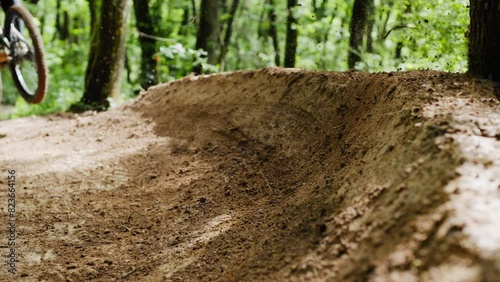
[0,68,499,281]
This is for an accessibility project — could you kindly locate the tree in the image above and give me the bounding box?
[284,0,298,67]
[54,0,69,41]
[193,0,222,74]
[348,0,373,69]
[311,0,329,44]
[133,0,158,89]
[6,0,475,118]
[393,3,412,59]
[267,0,280,66]
[468,0,500,83]
[219,0,241,71]
[77,0,130,110]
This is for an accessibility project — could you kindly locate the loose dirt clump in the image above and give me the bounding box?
[0,68,499,281]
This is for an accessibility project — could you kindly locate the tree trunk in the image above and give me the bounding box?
[348,0,373,69]
[179,6,189,35]
[193,0,221,74]
[468,0,500,82]
[133,0,158,89]
[321,15,335,69]
[79,0,130,109]
[312,0,329,43]
[191,0,198,27]
[258,1,266,39]
[365,4,375,53]
[54,0,70,41]
[268,0,280,66]
[219,0,240,71]
[284,0,298,68]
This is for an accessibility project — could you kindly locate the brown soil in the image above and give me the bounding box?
[0,68,499,282]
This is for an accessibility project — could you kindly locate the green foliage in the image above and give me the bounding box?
[156,43,215,81]
[296,0,353,70]
[1,0,470,119]
[354,0,469,72]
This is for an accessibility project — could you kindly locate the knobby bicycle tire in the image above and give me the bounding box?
[5,5,47,104]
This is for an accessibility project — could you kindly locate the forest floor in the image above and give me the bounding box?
[0,68,499,282]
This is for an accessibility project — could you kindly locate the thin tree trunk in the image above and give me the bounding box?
[125,52,132,84]
[348,0,373,69]
[79,0,130,109]
[62,11,70,41]
[312,0,329,43]
[54,0,61,40]
[133,0,158,89]
[366,3,375,53]
[39,2,45,35]
[193,0,222,74]
[82,0,100,97]
[468,0,500,83]
[267,0,280,66]
[284,0,298,68]
[191,0,198,26]
[219,0,240,71]
[379,4,391,40]
[392,3,411,59]
[257,0,266,38]
[54,0,70,40]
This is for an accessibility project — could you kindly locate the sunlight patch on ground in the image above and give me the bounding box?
[151,214,235,280]
[426,96,500,256]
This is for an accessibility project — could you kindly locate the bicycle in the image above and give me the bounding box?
[0,5,47,104]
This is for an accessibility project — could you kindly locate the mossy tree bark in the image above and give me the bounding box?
[80,0,130,109]
[468,0,500,82]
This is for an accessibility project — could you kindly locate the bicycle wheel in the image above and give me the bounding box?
[5,5,47,104]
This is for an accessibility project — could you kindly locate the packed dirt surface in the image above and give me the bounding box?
[0,68,499,281]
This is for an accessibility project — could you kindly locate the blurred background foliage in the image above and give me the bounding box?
[0,0,469,119]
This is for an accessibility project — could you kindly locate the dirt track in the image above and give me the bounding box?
[0,68,499,281]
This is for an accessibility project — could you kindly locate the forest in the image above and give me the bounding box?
[1,1,499,281]
[0,0,472,118]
